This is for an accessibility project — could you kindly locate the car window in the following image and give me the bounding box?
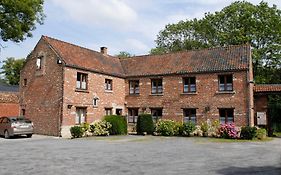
[2,118,9,123]
[0,118,3,123]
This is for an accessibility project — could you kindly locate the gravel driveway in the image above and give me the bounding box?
[0,135,280,175]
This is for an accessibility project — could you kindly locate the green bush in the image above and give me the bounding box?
[80,122,90,133]
[256,128,267,140]
[182,121,196,136]
[136,114,154,135]
[240,126,257,140]
[70,126,84,138]
[104,115,127,135]
[155,119,179,136]
[90,120,112,136]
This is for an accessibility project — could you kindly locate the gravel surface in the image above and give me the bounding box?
[0,135,280,175]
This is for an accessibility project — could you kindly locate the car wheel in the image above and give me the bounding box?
[4,130,10,139]
[26,134,32,138]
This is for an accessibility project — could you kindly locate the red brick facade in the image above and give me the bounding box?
[125,71,249,126]
[0,92,19,117]
[20,36,255,137]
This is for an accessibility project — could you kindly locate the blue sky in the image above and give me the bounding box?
[1,0,280,62]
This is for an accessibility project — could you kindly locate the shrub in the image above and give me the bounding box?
[155,119,178,136]
[240,126,257,140]
[182,121,196,136]
[192,125,203,136]
[256,128,267,140]
[104,115,127,135]
[136,114,154,135]
[70,126,84,138]
[90,120,112,136]
[80,122,90,136]
[218,123,239,139]
[208,120,220,137]
[200,121,209,137]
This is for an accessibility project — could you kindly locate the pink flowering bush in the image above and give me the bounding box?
[217,123,239,139]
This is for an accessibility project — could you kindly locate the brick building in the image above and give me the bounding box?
[20,36,255,137]
[0,82,19,117]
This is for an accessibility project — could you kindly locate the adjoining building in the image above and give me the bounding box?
[20,36,257,137]
[0,82,19,117]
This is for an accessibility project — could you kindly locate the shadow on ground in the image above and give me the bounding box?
[216,166,281,175]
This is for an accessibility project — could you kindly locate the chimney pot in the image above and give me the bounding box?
[100,47,107,55]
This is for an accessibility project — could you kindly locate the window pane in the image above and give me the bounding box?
[129,87,134,94]
[76,81,81,89]
[226,75,232,83]
[184,85,188,92]
[226,83,232,91]
[219,76,224,84]
[81,82,86,89]
[128,116,134,123]
[134,116,138,123]
[158,86,163,93]
[152,87,157,93]
[190,77,196,84]
[135,87,139,94]
[190,84,196,92]
[219,84,225,91]
[228,117,234,123]
[220,117,225,124]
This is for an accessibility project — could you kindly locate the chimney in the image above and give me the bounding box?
[100,47,108,55]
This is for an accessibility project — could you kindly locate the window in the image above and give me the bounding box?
[183,77,196,93]
[183,109,196,124]
[75,107,87,124]
[128,108,138,123]
[129,80,140,94]
[23,79,27,86]
[116,109,122,115]
[219,108,234,124]
[105,79,113,90]
[21,109,26,116]
[151,108,162,122]
[93,97,99,107]
[36,56,43,69]
[219,75,233,91]
[105,108,112,116]
[151,79,163,94]
[76,72,88,90]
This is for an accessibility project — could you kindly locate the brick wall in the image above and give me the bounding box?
[0,92,19,117]
[20,39,63,136]
[125,71,249,126]
[62,67,125,126]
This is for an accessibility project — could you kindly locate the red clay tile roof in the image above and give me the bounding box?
[120,45,251,77]
[41,36,250,78]
[42,36,125,77]
[254,84,281,93]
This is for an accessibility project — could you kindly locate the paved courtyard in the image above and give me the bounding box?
[0,135,280,175]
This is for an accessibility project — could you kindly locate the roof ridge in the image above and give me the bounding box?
[42,35,117,58]
[123,44,250,60]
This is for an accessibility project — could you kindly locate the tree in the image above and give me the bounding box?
[1,57,25,85]
[115,51,134,59]
[152,1,281,83]
[0,0,45,44]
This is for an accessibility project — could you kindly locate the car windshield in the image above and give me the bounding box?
[10,117,32,123]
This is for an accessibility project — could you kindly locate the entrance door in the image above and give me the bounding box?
[76,108,86,124]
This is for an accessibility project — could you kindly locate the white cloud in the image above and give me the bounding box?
[51,0,137,26]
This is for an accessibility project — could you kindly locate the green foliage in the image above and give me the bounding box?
[80,122,90,134]
[70,126,84,138]
[181,121,196,136]
[115,51,134,59]
[90,120,112,136]
[136,114,154,135]
[0,0,45,43]
[155,119,179,136]
[153,1,281,83]
[256,128,267,140]
[200,121,209,136]
[104,115,127,135]
[1,57,25,85]
[240,126,257,140]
